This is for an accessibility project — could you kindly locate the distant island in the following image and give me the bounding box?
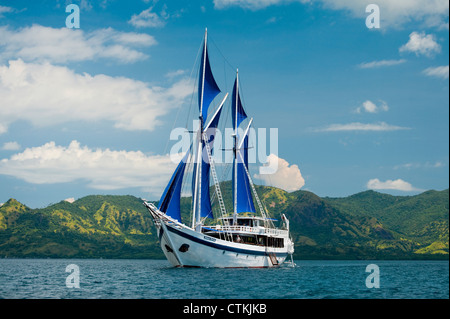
[0,183,448,260]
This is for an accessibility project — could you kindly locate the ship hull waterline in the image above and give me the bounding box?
[158,222,289,268]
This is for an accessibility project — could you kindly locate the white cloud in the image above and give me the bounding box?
[367,178,421,192]
[319,0,449,29]
[399,32,441,57]
[356,100,389,114]
[0,5,14,17]
[0,25,156,64]
[315,122,410,132]
[423,65,449,79]
[254,154,305,192]
[214,0,449,29]
[394,161,446,170]
[165,69,187,79]
[0,59,192,133]
[129,6,168,28]
[1,141,21,151]
[358,59,406,69]
[0,140,178,195]
[214,0,295,10]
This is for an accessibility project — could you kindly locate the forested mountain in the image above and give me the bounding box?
[0,186,448,259]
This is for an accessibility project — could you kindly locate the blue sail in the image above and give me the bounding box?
[231,76,247,129]
[158,149,190,222]
[233,130,256,214]
[198,39,221,123]
[192,105,223,219]
[192,157,213,219]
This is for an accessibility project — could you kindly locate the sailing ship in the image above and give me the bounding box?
[144,30,294,268]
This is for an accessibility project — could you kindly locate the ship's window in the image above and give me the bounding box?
[237,219,252,227]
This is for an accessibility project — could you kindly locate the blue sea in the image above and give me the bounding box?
[0,259,448,299]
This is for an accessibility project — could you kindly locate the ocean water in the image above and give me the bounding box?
[0,259,448,299]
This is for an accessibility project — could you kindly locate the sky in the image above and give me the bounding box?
[0,0,448,208]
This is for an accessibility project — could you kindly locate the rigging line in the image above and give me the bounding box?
[208,34,236,73]
[185,38,204,129]
[251,121,275,206]
[163,39,203,156]
[180,151,195,223]
[237,150,273,228]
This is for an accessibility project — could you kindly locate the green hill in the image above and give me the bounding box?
[324,189,449,258]
[0,195,161,258]
[0,187,448,259]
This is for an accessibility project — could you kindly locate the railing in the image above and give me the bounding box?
[144,200,289,238]
[205,225,289,237]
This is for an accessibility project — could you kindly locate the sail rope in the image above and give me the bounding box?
[237,150,274,229]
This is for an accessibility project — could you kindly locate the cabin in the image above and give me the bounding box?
[201,216,286,248]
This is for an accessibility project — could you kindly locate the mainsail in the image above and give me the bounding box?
[192,29,224,228]
[198,30,221,124]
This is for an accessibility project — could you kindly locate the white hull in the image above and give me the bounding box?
[146,203,293,268]
[158,223,289,268]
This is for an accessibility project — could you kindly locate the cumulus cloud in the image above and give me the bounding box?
[399,32,441,57]
[213,0,298,10]
[0,124,7,135]
[356,100,389,114]
[358,59,406,69]
[214,0,449,29]
[165,69,187,79]
[367,178,422,192]
[394,161,445,170]
[0,140,178,195]
[1,141,21,151]
[319,0,449,29]
[0,59,192,134]
[314,122,410,132]
[254,154,305,192]
[0,5,14,17]
[0,25,156,64]
[423,65,449,80]
[129,6,168,28]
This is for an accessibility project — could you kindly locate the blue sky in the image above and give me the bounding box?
[0,0,448,208]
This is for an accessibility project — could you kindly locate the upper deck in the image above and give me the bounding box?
[203,216,289,238]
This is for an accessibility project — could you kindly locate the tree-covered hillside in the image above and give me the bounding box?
[0,187,448,259]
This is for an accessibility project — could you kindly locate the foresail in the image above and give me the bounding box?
[198,35,221,124]
[158,148,190,222]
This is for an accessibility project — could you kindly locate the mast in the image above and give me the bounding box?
[233,69,239,223]
[231,71,255,218]
[192,28,207,231]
